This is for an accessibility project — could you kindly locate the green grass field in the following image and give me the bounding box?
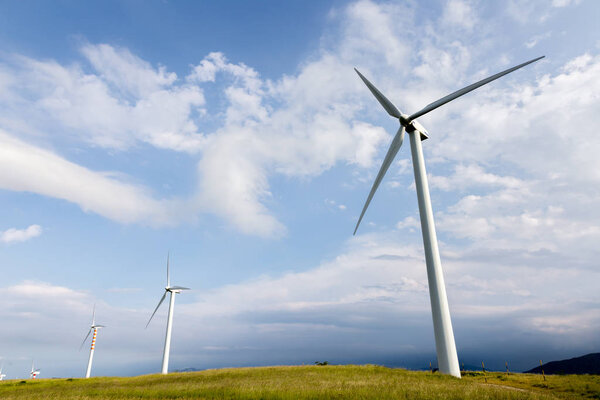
[0,365,598,399]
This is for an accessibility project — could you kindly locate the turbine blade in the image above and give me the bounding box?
[169,286,190,290]
[408,56,544,121]
[91,304,96,326]
[166,252,170,288]
[79,328,92,350]
[355,68,403,119]
[354,126,405,235]
[146,291,167,328]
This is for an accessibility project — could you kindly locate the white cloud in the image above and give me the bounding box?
[505,0,551,24]
[525,32,552,48]
[396,216,419,230]
[1,229,599,377]
[429,164,524,191]
[1,46,206,152]
[180,232,599,349]
[551,0,580,7]
[339,0,412,66]
[81,43,177,98]
[0,224,42,244]
[325,199,348,212]
[441,0,477,30]
[1,27,394,236]
[0,0,598,242]
[423,53,600,257]
[0,43,387,236]
[0,130,176,225]
[189,49,389,236]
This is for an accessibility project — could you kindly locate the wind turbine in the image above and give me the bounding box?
[29,361,40,379]
[80,305,105,378]
[146,253,190,374]
[0,365,6,381]
[353,56,544,378]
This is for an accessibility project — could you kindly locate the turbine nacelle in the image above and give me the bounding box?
[80,305,105,351]
[398,113,428,138]
[146,255,190,329]
[165,286,190,294]
[404,118,429,140]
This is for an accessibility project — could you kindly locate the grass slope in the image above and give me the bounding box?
[0,365,598,399]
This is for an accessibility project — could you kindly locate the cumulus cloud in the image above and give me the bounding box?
[441,0,478,30]
[0,224,42,244]
[0,29,391,236]
[423,53,600,259]
[0,0,598,244]
[525,32,552,48]
[0,1,513,237]
[429,164,525,192]
[551,0,580,7]
[505,0,552,24]
[1,45,206,152]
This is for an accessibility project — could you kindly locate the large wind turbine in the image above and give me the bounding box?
[146,254,190,374]
[80,305,105,378]
[29,361,40,379]
[353,56,544,378]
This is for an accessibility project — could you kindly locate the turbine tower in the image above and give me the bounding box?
[29,361,40,379]
[80,305,105,378]
[146,253,190,374]
[353,56,544,378]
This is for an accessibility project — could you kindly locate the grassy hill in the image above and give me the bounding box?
[0,365,598,399]
[526,353,600,375]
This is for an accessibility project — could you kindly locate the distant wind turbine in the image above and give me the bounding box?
[0,365,6,381]
[146,253,190,374]
[30,360,40,379]
[353,56,544,378]
[80,305,105,378]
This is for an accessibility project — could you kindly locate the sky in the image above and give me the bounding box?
[1,0,599,379]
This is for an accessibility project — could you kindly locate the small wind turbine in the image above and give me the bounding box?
[30,361,40,379]
[353,56,544,378]
[80,305,105,378]
[146,253,190,374]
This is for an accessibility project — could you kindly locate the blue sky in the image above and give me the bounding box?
[1,0,599,379]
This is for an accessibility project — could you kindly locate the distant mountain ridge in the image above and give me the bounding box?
[174,367,201,373]
[526,353,600,375]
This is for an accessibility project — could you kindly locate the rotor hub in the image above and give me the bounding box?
[401,117,429,140]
